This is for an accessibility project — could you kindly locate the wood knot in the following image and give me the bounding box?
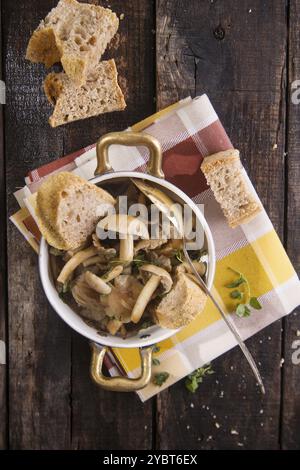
[213,25,225,40]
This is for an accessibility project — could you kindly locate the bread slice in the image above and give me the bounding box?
[201,149,261,228]
[26,0,119,85]
[44,59,126,127]
[36,172,116,250]
[153,273,207,329]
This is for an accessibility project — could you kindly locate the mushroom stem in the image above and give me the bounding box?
[131,275,161,324]
[120,234,134,263]
[57,246,98,284]
[102,265,123,283]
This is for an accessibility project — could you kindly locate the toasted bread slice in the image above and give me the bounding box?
[153,273,207,329]
[201,149,261,228]
[26,0,119,85]
[36,172,116,250]
[44,59,126,127]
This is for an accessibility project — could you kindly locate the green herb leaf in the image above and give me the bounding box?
[152,358,160,366]
[153,372,169,386]
[132,254,147,268]
[235,303,251,318]
[225,277,246,288]
[185,364,214,393]
[174,249,184,263]
[249,297,262,310]
[230,290,243,300]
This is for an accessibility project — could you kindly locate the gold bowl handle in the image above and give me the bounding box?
[95,131,165,179]
[90,343,153,392]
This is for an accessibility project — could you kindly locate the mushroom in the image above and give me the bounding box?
[84,271,112,295]
[57,245,98,284]
[101,265,123,282]
[96,214,149,264]
[100,275,144,323]
[134,238,167,254]
[92,233,117,261]
[131,179,184,237]
[130,264,173,324]
[176,260,206,277]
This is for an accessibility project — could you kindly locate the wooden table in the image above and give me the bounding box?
[1,0,299,450]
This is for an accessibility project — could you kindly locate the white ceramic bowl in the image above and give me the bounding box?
[38,132,216,391]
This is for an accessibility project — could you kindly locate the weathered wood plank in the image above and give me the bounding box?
[0,0,8,450]
[56,0,156,450]
[156,0,287,449]
[281,0,300,450]
[4,0,71,449]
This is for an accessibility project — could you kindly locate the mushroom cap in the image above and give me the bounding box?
[96,214,149,239]
[139,264,173,293]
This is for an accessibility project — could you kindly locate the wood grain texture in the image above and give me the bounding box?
[0,0,8,451]
[281,0,300,450]
[61,0,155,450]
[4,0,71,449]
[2,0,300,450]
[156,0,287,449]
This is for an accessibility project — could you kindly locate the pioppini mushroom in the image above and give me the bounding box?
[102,265,124,282]
[84,271,112,295]
[96,214,149,264]
[134,237,168,254]
[176,260,206,277]
[57,246,98,284]
[130,264,173,324]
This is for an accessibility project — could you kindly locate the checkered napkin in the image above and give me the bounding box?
[11,95,300,402]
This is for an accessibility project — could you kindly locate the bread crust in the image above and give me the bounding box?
[36,172,116,250]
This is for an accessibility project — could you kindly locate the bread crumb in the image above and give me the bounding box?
[207,435,213,441]
[259,409,264,414]
[237,442,244,447]
[296,330,300,337]
[215,422,220,429]
[248,9,252,13]
[272,143,278,150]
[190,403,194,408]
[231,429,239,435]
[186,425,190,430]
[120,13,125,20]
[219,390,224,398]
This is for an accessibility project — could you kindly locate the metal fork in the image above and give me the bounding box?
[182,243,265,394]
